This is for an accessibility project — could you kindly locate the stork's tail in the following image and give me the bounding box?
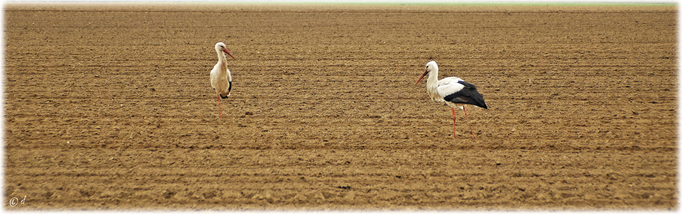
[464,88,487,109]
[471,95,488,109]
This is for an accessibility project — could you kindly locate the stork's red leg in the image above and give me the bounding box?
[217,94,222,119]
[462,106,475,138]
[451,107,456,138]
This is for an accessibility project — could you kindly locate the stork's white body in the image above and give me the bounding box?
[209,42,236,118]
[416,61,488,138]
[426,76,465,104]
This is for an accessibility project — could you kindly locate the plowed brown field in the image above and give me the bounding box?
[3,4,678,211]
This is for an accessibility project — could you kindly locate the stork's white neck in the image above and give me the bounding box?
[427,66,439,85]
[215,49,232,81]
[424,62,440,90]
[216,50,229,66]
[424,62,441,102]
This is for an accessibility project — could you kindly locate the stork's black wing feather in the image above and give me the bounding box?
[443,80,488,109]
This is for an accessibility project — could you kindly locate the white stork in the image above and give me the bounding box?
[415,61,488,138]
[209,42,236,118]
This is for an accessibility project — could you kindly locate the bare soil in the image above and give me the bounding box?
[3,4,677,211]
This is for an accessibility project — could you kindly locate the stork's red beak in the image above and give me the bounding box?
[414,69,429,85]
[223,48,236,59]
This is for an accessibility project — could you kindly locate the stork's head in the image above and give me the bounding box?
[215,42,236,59]
[415,61,438,85]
